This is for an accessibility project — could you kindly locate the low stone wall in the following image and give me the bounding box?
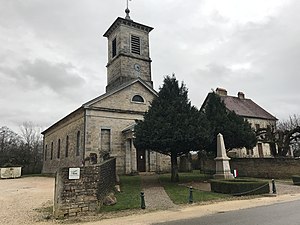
[200,158,300,179]
[54,158,116,218]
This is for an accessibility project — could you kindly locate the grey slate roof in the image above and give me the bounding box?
[219,95,277,120]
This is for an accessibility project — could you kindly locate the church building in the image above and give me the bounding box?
[42,9,171,174]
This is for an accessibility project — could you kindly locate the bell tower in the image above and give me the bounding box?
[103,7,153,92]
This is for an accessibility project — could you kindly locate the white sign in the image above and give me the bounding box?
[69,168,80,180]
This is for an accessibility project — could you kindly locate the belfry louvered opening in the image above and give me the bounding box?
[131,35,141,55]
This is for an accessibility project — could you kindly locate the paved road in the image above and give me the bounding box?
[154,199,300,225]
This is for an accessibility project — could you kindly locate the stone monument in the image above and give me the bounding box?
[214,133,234,179]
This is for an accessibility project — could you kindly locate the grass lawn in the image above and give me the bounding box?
[100,175,141,212]
[101,171,230,212]
[159,171,229,204]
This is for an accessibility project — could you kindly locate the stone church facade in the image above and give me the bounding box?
[42,13,171,174]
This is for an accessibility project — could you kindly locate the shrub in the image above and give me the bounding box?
[292,175,300,185]
[210,179,269,196]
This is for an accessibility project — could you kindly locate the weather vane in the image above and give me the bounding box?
[125,0,132,20]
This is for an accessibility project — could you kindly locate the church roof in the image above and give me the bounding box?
[41,107,84,135]
[83,77,157,107]
[42,78,157,135]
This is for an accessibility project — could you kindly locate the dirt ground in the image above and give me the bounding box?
[0,176,54,225]
[1,176,300,225]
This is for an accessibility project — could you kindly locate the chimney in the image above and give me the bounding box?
[216,88,227,96]
[238,92,245,99]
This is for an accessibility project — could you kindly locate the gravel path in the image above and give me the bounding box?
[182,180,300,195]
[275,181,300,195]
[0,176,54,225]
[141,174,178,210]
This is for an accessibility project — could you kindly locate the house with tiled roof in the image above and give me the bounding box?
[202,88,278,158]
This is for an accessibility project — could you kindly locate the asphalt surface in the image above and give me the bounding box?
[154,199,300,225]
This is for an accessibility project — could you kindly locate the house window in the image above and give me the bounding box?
[132,95,144,103]
[44,144,47,161]
[112,38,117,58]
[255,124,260,130]
[57,139,61,159]
[76,131,80,156]
[65,135,69,158]
[101,128,111,153]
[50,142,53,160]
[131,35,140,55]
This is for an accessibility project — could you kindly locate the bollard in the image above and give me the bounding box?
[189,186,193,204]
[272,179,277,194]
[140,191,146,209]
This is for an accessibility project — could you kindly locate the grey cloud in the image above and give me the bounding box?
[1,0,300,131]
[18,59,85,92]
[0,59,87,105]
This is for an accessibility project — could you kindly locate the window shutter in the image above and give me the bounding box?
[131,35,141,55]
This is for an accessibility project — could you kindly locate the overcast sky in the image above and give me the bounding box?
[1,0,299,133]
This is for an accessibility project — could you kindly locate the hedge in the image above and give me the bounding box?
[210,179,270,196]
[292,175,300,185]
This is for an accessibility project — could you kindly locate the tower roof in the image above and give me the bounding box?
[103,17,153,37]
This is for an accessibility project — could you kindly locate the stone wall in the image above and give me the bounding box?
[200,158,300,179]
[85,81,155,174]
[85,109,143,174]
[92,82,154,111]
[42,109,85,174]
[54,158,116,218]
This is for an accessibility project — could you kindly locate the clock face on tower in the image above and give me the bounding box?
[134,63,141,72]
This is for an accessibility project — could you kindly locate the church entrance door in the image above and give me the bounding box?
[137,149,146,172]
[258,143,264,157]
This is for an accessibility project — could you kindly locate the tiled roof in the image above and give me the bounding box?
[219,95,277,120]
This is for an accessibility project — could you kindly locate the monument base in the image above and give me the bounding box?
[213,172,234,179]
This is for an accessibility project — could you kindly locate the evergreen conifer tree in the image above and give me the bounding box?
[134,75,210,182]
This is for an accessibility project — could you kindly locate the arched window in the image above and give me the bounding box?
[112,37,117,58]
[65,135,69,158]
[50,142,53,160]
[44,144,47,161]
[132,95,144,103]
[57,139,61,159]
[76,131,80,156]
